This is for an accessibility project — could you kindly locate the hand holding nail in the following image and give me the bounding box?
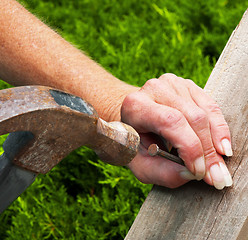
[122,73,233,189]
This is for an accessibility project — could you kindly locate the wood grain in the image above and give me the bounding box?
[125,9,248,240]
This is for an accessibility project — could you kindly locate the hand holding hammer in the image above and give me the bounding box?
[0,85,141,213]
[0,85,183,213]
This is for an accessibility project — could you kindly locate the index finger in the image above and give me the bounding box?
[122,93,205,180]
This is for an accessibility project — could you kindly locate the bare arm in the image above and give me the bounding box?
[0,0,138,122]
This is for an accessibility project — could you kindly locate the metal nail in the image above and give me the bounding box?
[148,144,185,166]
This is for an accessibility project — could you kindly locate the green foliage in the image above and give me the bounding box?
[1,0,248,239]
[0,147,150,240]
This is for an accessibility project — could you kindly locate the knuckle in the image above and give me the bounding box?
[190,109,208,125]
[186,79,198,89]
[184,140,202,157]
[187,140,202,152]
[142,78,159,90]
[204,146,217,159]
[178,77,187,83]
[160,110,184,128]
[159,73,177,81]
[213,121,230,138]
[178,140,202,161]
[122,92,137,109]
[121,92,141,117]
[186,79,196,85]
[207,101,222,115]
[216,122,229,131]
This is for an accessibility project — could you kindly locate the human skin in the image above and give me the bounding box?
[0,0,233,189]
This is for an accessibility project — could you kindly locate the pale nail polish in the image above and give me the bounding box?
[221,139,233,157]
[219,162,233,187]
[205,171,213,185]
[194,156,206,180]
[210,163,226,190]
[180,169,197,180]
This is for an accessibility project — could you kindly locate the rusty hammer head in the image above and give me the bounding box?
[0,86,139,174]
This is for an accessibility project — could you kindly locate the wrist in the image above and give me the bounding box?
[64,70,139,122]
[101,84,139,122]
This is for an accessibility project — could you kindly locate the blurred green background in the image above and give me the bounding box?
[0,0,248,239]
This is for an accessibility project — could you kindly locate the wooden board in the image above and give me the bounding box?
[125,9,248,240]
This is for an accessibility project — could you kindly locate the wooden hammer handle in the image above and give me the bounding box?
[93,119,140,166]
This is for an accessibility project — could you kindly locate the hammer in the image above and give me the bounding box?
[0,86,182,213]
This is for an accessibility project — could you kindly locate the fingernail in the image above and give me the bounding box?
[205,170,213,185]
[210,163,225,190]
[194,156,206,180]
[219,162,233,187]
[180,169,197,180]
[221,139,233,157]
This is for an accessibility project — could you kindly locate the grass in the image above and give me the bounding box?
[0,0,248,239]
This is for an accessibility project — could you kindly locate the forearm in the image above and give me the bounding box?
[0,0,138,121]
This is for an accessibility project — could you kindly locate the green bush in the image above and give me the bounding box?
[0,0,247,239]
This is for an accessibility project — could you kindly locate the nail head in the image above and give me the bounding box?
[148,144,159,156]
